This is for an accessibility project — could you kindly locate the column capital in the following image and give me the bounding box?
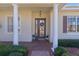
[12,3,18,7]
[53,3,59,7]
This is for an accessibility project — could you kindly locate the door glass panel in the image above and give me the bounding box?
[35,20,38,36]
[35,18,46,39]
[39,20,45,37]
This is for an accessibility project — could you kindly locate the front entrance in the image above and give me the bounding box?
[35,18,46,40]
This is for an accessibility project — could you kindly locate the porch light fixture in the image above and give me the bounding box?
[39,10,42,17]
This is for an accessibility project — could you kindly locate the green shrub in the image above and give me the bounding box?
[9,52,23,56]
[0,48,9,56]
[54,47,66,56]
[59,39,79,47]
[11,45,28,55]
[61,48,71,56]
[0,45,11,56]
[0,45,28,56]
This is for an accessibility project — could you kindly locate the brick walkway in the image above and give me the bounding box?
[26,40,53,56]
[19,40,52,56]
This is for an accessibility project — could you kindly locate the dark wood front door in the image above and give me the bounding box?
[35,18,46,40]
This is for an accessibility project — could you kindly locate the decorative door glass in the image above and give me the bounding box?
[39,20,45,37]
[35,18,46,38]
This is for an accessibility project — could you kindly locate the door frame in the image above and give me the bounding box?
[35,18,46,39]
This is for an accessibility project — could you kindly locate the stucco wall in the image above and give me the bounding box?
[0,7,32,42]
[49,8,53,42]
[0,7,51,42]
[0,7,13,41]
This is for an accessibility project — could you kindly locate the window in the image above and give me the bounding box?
[7,16,20,33]
[77,17,79,32]
[67,16,79,32]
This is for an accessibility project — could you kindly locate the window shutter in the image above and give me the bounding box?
[63,16,67,33]
[8,17,13,32]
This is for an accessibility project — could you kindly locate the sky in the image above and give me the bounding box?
[65,3,79,6]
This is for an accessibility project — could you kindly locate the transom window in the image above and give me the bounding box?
[67,16,79,32]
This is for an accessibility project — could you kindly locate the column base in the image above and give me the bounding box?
[51,48,54,52]
[13,43,19,46]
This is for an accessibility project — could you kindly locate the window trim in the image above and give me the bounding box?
[67,16,79,33]
[7,16,21,34]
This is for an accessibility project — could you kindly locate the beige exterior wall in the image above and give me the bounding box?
[19,7,32,42]
[50,8,53,42]
[59,10,79,39]
[0,7,51,42]
[0,7,13,41]
[1,6,79,42]
[32,7,50,37]
[0,7,32,42]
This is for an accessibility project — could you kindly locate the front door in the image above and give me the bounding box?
[35,18,46,40]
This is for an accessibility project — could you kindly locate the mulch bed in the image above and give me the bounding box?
[65,47,79,56]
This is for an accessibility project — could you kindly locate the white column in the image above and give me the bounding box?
[51,3,58,52]
[12,4,19,45]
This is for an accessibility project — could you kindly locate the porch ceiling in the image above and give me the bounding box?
[19,3,53,7]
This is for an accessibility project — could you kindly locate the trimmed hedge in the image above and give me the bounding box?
[59,39,79,47]
[0,44,28,56]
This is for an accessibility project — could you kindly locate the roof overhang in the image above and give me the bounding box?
[62,3,79,10]
[0,3,66,8]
